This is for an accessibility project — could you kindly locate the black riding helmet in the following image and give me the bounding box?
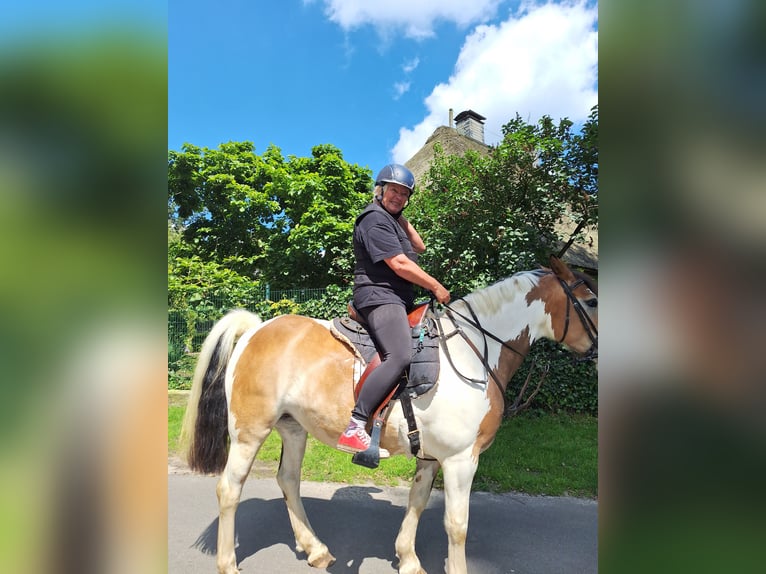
[375,163,415,195]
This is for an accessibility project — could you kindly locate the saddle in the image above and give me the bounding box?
[333,302,440,402]
[332,301,441,468]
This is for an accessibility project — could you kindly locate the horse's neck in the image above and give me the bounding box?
[454,274,549,347]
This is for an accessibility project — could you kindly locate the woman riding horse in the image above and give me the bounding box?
[337,164,451,454]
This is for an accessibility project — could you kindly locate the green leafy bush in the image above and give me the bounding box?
[507,339,597,415]
[298,284,352,319]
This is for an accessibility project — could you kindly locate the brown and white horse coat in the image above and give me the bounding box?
[180,256,597,574]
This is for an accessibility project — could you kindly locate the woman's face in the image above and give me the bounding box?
[380,182,410,215]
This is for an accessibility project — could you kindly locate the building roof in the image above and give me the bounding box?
[404,126,491,187]
[453,109,486,123]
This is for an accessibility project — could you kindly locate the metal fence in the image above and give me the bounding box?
[257,285,329,304]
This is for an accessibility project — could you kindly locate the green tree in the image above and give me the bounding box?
[564,105,598,222]
[408,111,597,294]
[264,144,372,287]
[168,142,371,288]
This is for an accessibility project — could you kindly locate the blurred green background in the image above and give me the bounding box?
[0,2,166,573]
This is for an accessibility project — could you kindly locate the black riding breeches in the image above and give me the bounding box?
[352,303,411,422]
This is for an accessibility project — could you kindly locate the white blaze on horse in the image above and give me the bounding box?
[180,255,597,574]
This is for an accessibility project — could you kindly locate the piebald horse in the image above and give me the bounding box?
[180,255,597,574]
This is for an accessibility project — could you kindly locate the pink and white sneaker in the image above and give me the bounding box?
[336,420,371,454]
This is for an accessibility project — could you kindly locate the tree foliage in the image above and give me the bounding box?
[408,107,598,294]
[168,141,371,288]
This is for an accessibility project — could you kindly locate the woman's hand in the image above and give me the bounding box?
[397,215,426,253]
[431,283,451,304]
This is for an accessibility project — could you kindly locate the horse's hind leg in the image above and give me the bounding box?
[275,416,336,568]
[396,458,441,574]
[216,437,262,574]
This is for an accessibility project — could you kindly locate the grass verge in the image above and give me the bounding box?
[169,405,596,498]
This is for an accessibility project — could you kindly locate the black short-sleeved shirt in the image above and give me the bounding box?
[353,203,418,310]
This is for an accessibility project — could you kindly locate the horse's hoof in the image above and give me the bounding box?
[398,562,426,574]
[308,548,336,569]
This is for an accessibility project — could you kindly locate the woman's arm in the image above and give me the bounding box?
[397,215,426,253]
[384,254,450,303]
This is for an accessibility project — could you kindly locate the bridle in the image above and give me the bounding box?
[435,271,599,397]
[556,277,598,362]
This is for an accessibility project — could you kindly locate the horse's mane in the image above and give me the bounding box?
[459,269,547,315]
[459,266,597,313]
[526,265,598,295]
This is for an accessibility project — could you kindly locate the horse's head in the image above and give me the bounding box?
[542,255,598,360]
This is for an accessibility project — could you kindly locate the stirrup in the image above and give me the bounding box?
[352,416,386,468]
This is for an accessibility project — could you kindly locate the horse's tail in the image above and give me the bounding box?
[179,309,263,474]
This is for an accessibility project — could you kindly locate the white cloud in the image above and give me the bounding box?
[391,1,598,163]
[402,56,420,73]
[392,58,419,101]
[315,0,503,39]
[393,81,411,100]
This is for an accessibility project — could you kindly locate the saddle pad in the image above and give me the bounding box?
[332,314,440,398]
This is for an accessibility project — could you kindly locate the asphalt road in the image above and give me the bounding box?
[168,473,597,573]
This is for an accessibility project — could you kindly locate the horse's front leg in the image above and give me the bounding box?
[396,458,441,574]
[441,454,478,574]
[275,418,336,568]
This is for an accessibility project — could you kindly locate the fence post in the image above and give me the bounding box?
[265,283,270,301]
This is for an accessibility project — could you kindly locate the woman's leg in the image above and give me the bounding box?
[352,303,412,421]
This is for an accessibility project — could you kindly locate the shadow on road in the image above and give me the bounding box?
[192,485,447,573]
[178,478,597,574]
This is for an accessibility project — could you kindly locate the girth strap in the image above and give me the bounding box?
[399,389,420,456]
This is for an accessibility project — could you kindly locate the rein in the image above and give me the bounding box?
[434,271,599,399]
[436,299,524,406]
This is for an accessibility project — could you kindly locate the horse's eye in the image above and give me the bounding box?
[585,299,598,308]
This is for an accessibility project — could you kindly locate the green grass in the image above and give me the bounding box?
[473,412,597,497]
[168,405,596,498]
[168,405,184,452]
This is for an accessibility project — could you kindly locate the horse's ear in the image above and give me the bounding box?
[549,255,575,282]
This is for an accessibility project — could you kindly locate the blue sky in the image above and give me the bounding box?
[0,1,165,45]
[169,0,597,177]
